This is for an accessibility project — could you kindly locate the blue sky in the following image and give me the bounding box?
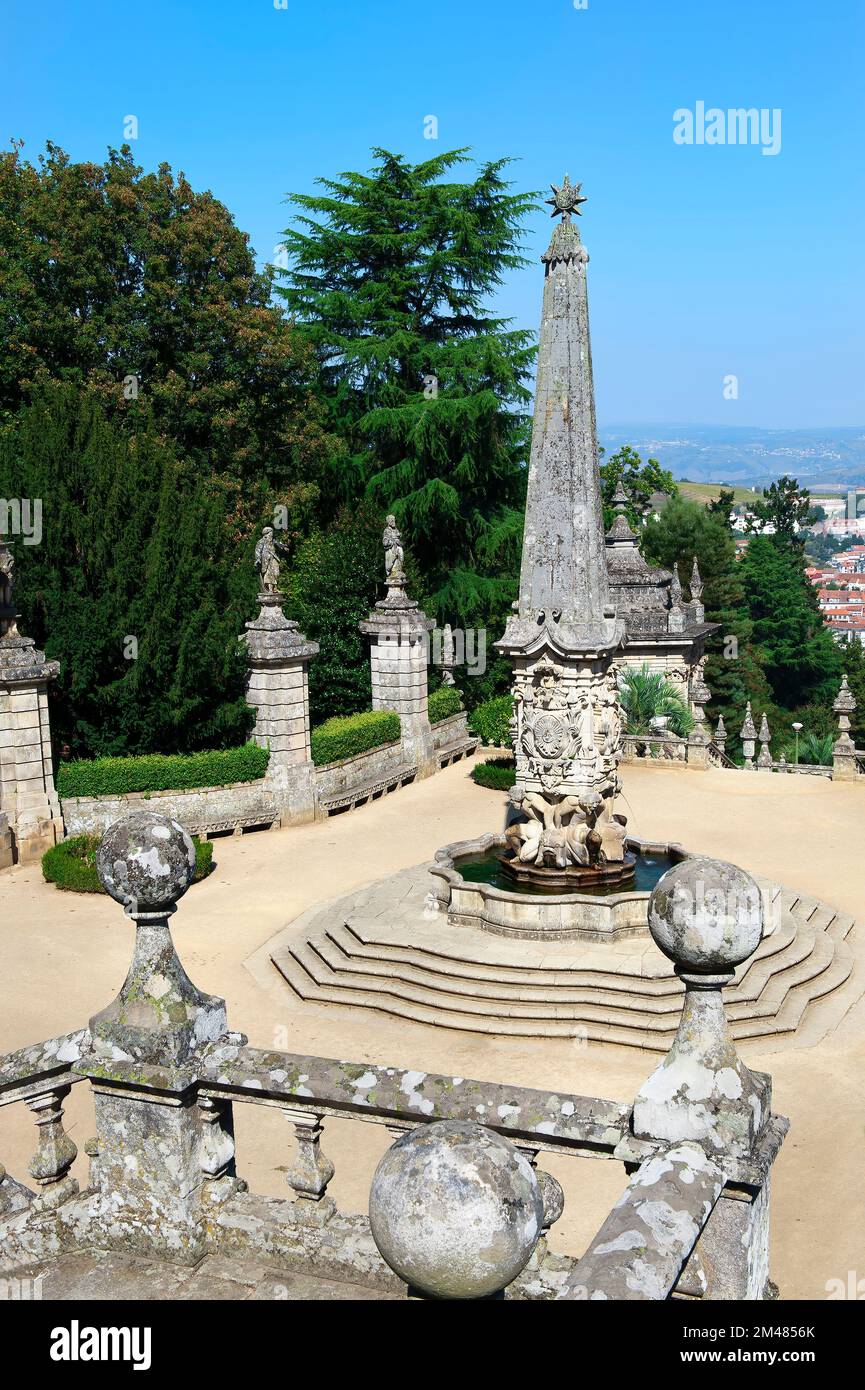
[3,0,863,427]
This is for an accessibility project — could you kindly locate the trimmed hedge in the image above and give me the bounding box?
[428,686,463,724]
[310,709,401,766]
[472,758,516,791]
[57,743,269,800]
[42,834,214,894]
[468,695,512,747]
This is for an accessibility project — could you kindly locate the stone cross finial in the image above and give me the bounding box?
[633,856,769,1159]
[89,813,227,1066]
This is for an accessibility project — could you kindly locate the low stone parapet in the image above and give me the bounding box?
[314,739,414,815]
[0,820,789,1300]
[430,711,477,765]
[61,780,279,838]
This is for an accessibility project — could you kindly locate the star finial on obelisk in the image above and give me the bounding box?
[546,174,587,220]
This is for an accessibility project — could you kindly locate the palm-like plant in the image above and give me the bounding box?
[617,665,695,738]
[778,732,834,767]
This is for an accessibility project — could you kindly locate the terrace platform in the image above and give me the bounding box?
[2,756,864,1298]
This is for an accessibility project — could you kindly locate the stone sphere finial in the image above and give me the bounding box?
[648,855,763,974]
[368,1120,543,1299]
[96,812,197,914]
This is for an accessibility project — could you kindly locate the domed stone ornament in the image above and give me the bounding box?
[368,1120,543,1299]
[634,856,769,1159]
[97,811,196,913]
[648,855,763,973]
[88,814,227,1066]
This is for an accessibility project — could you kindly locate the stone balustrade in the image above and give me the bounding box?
[0,813,788,1300]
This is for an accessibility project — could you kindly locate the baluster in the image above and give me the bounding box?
[26,1085,78,1210]
[284,1108,335,1222]
[199,1095,245,1203]
[516,1145,564,1269]
[83,1137,99,1190]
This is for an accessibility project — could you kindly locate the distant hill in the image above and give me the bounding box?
[599,425,865,489]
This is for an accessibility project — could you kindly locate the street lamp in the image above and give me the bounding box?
[792,721,803,766]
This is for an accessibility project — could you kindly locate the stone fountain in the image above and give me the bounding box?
[494,175,631,890]
[430,175,677,936]
[275,177,857,1049]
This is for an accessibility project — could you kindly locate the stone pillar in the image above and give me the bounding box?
[713,715,727,754]
[360,553,436,778]
[631,856,786,1300]
[0,541,63,863]
[740,701,757,769]
[76,813,235,1263]
[243,591,319,824]
[832,674,858,781]
[757,712,773,770]
[686,666,711,769]
[667,563,686,634]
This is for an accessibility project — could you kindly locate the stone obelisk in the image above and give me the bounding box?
[496,178,629,883]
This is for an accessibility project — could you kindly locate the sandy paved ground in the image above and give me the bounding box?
[1,757,863,1299]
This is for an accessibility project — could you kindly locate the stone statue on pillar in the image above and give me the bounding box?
[360,515,436,777]
[254,526,288,597]
[243,528,319,825]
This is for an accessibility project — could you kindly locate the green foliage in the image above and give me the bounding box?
[472,757,516,790]
[278,147,538,627]
[738,536,842,710]
[748,475,812,544]
[0,142,347,758]
[841,641,865,746]
[42,834,213,894]
[805,530,856,565]
[468,694,512,745]
[310,709,400,766]
[642,496,772,728]
[284,505,391,724]
[58,743,268,798]
[618,665,695,737]
[707,487,736,516]
[428,686,462,723]
[599,444,677,531]
[777,732,834,767]
[0,384,256,755]
[0,141,338,510]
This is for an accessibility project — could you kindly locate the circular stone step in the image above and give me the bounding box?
[268,862,863,1053]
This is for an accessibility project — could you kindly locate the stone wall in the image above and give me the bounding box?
[62,781,280,838]
[60,717,477,837]
[314,739,413,814]
[430,710,475,760]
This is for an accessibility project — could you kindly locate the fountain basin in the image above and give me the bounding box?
[430,833,688,942]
